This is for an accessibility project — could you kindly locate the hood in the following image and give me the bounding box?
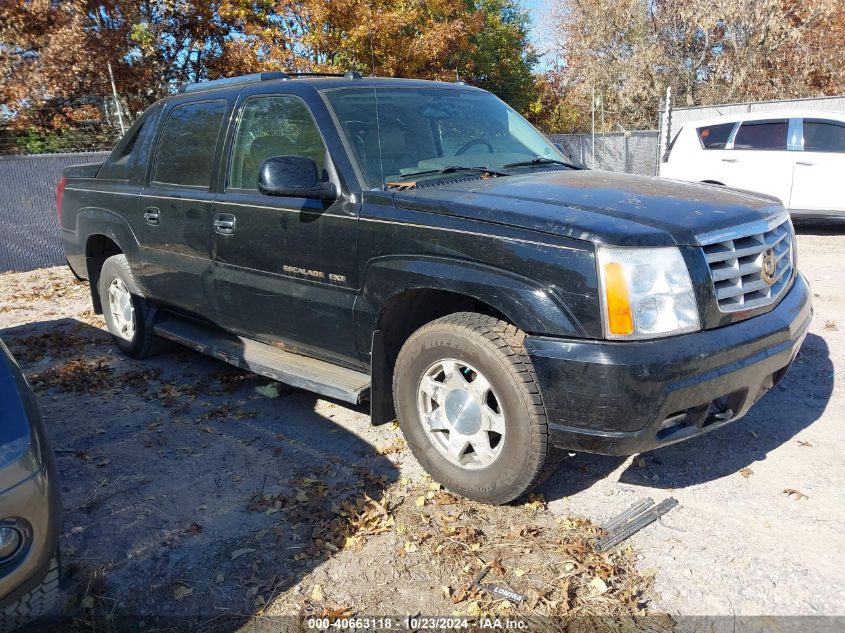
[391,170,784,247]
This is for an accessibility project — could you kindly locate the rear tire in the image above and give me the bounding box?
[393,312,554,504]
[0,556,59,633]
[97,255,162,359]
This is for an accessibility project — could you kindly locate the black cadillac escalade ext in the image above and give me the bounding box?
[58,72,812,504]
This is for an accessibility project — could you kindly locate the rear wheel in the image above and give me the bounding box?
[393,312,558,504]
[97,255,162,359]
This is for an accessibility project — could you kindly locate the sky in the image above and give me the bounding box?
[520,0,554,69]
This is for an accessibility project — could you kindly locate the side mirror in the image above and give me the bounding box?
[257,156,337,200]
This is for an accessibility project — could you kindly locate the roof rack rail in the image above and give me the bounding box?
[180,71,290,94]
[179,69,364,94]
[287,72,344,78]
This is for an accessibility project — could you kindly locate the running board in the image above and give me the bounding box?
[154,318,370,405]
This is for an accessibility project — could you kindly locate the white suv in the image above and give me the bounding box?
[660,110,845,220]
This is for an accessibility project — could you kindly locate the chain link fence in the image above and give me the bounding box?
[550,131,659,176]
[0,152,109,273]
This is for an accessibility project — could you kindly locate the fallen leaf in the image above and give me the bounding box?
[783,488,808,500]
[524,494,545,511]
[255,384,280,398]
[230,548,256,560]
[590,577,608,594]
[173,585,193,600]
[404,541,418,554]
[311,584,324,602]
[797,440,813,447]
[322,607,354,620]
[513,568,527,578]
[415,496,426,508]
[739,467,753,478]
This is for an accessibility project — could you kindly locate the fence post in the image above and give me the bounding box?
[624,134,631,173]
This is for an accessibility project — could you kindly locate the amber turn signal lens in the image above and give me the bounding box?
[603,262,634,335]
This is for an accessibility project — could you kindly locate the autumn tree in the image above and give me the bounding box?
[1,0,538,140]
[540,0,845,132]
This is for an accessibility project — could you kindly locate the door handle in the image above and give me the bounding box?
[143,207,160,226]
[721,158,739,163]
[796,160,815,166]
[214,213,236,235]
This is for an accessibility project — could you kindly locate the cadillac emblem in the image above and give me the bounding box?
[761,248,777,286]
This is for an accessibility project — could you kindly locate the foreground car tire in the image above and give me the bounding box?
[393,312,557,504]
[97,255,162,359]
[0,556,59,633]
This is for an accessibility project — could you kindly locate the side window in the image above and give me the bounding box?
[733,119,788,151]
[153,100,227,187]
[228,95,327,191]
[697,123,735,149]
[98,108,155,180]
[803,119,845,153]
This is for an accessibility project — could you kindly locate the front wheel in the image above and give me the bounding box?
[0,556,60,633]
[393,313,556,504]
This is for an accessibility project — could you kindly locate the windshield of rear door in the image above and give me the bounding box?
[323,86,564,188]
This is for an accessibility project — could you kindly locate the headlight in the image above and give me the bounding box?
[596,245,700,340]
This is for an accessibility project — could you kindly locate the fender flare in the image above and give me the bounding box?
[74,208,143,310]
[356,255,584,344]
[357,256,586,426]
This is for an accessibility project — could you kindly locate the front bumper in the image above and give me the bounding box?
[0,466,60,609]
[525,273,812,456]
[0,342,61,609]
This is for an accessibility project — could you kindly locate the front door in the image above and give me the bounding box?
[136,98,228,318]
[211,93,360,365]
[790,118,845,214]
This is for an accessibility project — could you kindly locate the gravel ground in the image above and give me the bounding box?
[1,228,843,630]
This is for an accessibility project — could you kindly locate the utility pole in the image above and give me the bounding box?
[591,86,596,169]
[660,86,673,162]
[107,62,126,135]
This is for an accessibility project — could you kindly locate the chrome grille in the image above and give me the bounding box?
[699,214,794,312]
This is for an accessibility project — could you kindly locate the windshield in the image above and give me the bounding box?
[323,86,564,188]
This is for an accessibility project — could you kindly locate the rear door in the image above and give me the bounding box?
[789,118,845,214]
[136,98,229,318]
[721,118,795,205]
[210,92,360,365]
[688,121,738,183]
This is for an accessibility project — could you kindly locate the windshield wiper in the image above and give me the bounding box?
[393,165,510,181]
[503,157,584,170]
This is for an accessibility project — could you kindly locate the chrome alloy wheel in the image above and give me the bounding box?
[107,277,136,341]
[416,358,506,470]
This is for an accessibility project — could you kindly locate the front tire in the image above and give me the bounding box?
[393,313,555,504]
[0,556,60,633]
[97,255,161,359]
